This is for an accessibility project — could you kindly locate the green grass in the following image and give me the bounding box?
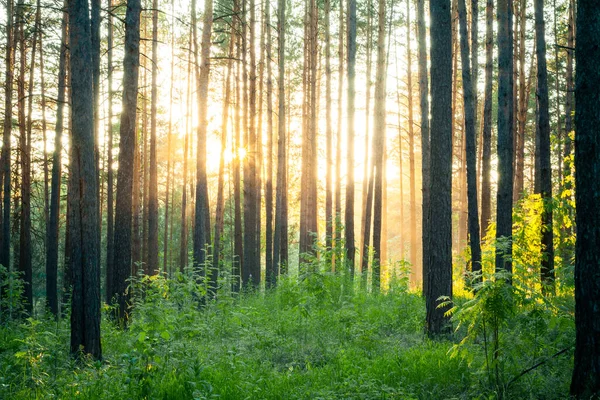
[0,273,573,399]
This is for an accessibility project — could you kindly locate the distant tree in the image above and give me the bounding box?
[571,0,600,395]
[68,0,101,358]
[426,0,453,336]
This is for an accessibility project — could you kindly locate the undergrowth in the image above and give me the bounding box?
[0,269,573,399]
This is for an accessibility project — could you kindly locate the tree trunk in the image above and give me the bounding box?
[324,0,333,270]
[180,31,193,273]
[265,0,275,287]
[47,4,68,315]
[192,0,213,284]
[18,0,33,314]
[495,0,514,275]
[214,18,236,296]
[406,0,417,271]
[334,0,344,272]
[68,0,101,358]
[111,0,141,322]
[533,0,554,293]
[371,0,386,291]
[163,0,175,274]
[0,0,14,308]
[273,0,288,279]
[458,0,482,277]
[417,0,430,293]
[480,0,493,238]
[147,0,159,275]
[426,0,453,336]
[571,0,600,395]
[345,0,357,278]
[513,0,526,203]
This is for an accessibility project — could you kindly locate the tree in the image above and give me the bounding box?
[147,0,160,275]
[299,0,319,265]
[46,4,68,316]
[371,0,386,290]
[345,0,357,278]
[571,0,600,395]
[68,0,101,358]
[264,0,276,287]
[273,0,288,280]
[457,0,482,276]
[533,0,554,293]
[426,0,453,335]
[192,0,213,285]
[495,0,514,275]
[0,0,14,318]
[324,0,333,269]
[406,0,417,270]
[417,0,430,291]
[480,0,493,237]
[111,0,141,321]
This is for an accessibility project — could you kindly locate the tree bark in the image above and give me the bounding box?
[68,0,101,358]
[371,0,386,291]
[426,0,453,336]
[345,0,357,279]
[147,0,159,275]
[273,0,288,279]
[533,0,554,293]
[192,0,213,285]
[571,0,600,395]
[458,0,482,277]
[417,0,430,293]
[46,4,68,316]
[480,0,493,238]
[495,0,514,275]
[111,0,141,322]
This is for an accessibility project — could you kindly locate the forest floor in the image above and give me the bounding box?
[0,273,573,399]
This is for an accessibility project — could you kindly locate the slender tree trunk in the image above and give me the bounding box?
[571,0,600,395]
[495,0,514,275]
[513,0,526,203]
[0,0,14,304]
[533,0,554,293]
[46,5,68,315]
[371,0,386,291]
[417,0,430,292]
[265,0,275,287]
[345,0,357,278]
[18,0,33,314]
[163,0,175,274]
[214,19,236,296]
[273,0,288,279]
[334,0,344,272]
[406,0,417,270]
[180,31,193,272]
[233,23,244,290]
[111,0,141,322]
[69,0,101,358]
[192,0,214,284]
[458,0,482,277]
[426,0,453,336]
[324,0,333,268]
[147,0,159,275]
[360,0,373,279]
